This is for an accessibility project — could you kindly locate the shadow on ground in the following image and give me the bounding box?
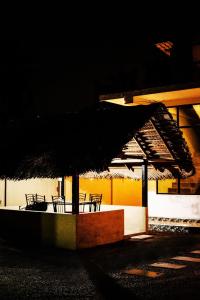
[1,232,200,299]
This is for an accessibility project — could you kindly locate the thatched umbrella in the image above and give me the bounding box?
[0,101,194,214]
[0,101,175,179]
[0,101,195,179]
[80,167,174,180]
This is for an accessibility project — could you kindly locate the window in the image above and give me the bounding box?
[157,179,178,194]
[157,104,200,195]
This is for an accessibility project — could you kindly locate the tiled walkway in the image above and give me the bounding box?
[150,262,186,269]
[191,249,200,254]
[1,232,200,299]
[130,234,153,240]
[123,269,163,278]
[172,256,200,262]
[122,235,200,278]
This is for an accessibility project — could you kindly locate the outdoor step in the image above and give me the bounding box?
[168,188,192,193]
[168,188,178,193]
[172,182,197,188]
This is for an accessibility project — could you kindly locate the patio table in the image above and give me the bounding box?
[64,201,97,212]
[46,201,97,213]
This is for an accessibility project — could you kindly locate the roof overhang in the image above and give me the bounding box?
[82,102,195,180]
[133,87,200,106]
[99,82,200,107]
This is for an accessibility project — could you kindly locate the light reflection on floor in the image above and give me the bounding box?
[171,256,200,262]
[123,268,163,278]
[130,234,153,240]
[150,262,186,269]
[190,250,200,254]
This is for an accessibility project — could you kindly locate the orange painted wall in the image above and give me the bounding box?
[65,177,144,206]
[80,178,111,204]
[64,177,111,204]
[112,179,142,206]
[76,210,124,248]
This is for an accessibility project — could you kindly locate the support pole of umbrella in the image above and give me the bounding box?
[111,177,113,205]
[61,176,65,198]
[142,159,148,231]
[58,177,63,197]
[4,177,7,207]
[72,174,79,214]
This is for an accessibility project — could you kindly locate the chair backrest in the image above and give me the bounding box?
[25,194,36,206]
[79,193,86,202]
[52,195,65,202]
[36,194,46,202]
[89,194,102,211]
[89,193,102,202]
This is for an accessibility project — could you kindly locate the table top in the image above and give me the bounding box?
[46,201,97,205]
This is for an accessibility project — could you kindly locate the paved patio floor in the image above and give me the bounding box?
[1,232,200,299]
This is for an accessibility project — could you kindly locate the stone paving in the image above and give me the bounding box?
[1,232,200,299]
[149,262,186,269]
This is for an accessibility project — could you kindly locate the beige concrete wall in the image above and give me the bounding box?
[76,210,124,248]
[41,213,76,249]
[65,177,72,200]
[0,209,76,250]
[0,180,5,206]
[149,191,200,219]
[4,179,58,207]
[0,208,124,249]
[101,205,146,235]
[148,181,200,219]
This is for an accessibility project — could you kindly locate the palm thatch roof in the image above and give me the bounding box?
[80,168,173,180]
[0,101,194,180]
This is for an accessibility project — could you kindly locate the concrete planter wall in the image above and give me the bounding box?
[0,209,124,250]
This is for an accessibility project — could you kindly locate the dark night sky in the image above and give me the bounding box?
[0,32,194,118]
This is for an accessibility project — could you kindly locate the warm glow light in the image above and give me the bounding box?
[123,268,163,278]
[101,98,125,105]
[101,88,200,107]
[133,88,200,106]
[100,98,136,106]
[111,158,143,163]
[168,107,177,121]
[193,104,200,118]
[155,41,173,56]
